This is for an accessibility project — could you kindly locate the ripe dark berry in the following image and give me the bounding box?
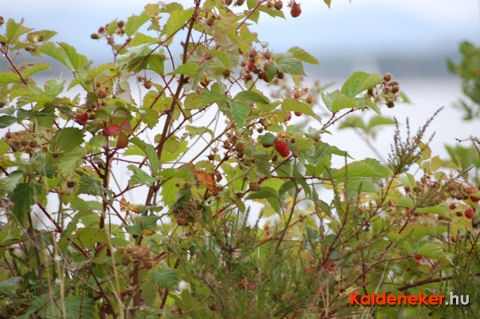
[383,73,392,82]
[75,112,89,126]
[274,0,283,10]
[464,207,475,219]
[207,16,215,27]
[66,181,76,188]
[243,73,253,82]
[144,80,153,89]
[386,101,395,108]
[274,138,290,158]
[290,2,302,18]
[97,88,108,99]
[294,111,302,116]
[98,26,106,34]
[224,0,233,5]
[0,16,4,26]
[103,124,121,137]
[117,20,125,29]
[91,33,100,40]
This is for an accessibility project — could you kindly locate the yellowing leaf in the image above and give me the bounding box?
[194,170,219,194]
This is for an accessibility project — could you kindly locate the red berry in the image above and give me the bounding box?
[464,207,475,219]
[470,194,480,202]
[274,138,290,158]
[116,133,129,149]
[414,254,423,262]
[290,2,301,18]
[103,124,121,137]
[75,112,89,125]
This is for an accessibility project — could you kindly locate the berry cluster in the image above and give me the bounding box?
[224,0,246,6]
[120,245,158,269]
[266,0,301,18]
[222,130,247,161]
[404,175,479,221]
[5,130,41,154]
[173,198,200,226]
[136,75,153,90]
[367,73,401,108]
[90,21,131,52]
[241,48,283,84]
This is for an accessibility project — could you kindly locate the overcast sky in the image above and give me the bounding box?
[2,0,479,60]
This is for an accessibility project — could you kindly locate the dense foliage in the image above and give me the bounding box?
[0,1,479,318]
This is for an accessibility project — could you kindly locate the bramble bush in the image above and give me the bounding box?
[0,1,479,318]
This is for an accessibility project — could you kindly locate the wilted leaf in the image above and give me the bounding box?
[194,170,219,194]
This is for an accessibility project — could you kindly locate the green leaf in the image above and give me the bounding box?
[163,8,194,38]
[184,87,228,109]
[325,90,360,112]
[282,98,316,117]
[58,148,84,176]
[53,128,84,152]
[65,295,95,319]
[26,30,57,42]
[131,138,160,175]
[40,42,89,72]
[0,71,20,85]
[416,241,443,259]
[6,19,31,43]
[288,47,319,64]
[235,91,269,104]
[129,32,158,47]
[186,125,213,138]
[367,116,395,130]
[333,158,392,180]
[128,165,156,186]
[247,187,281,211]
[58,42,89,71]
[276,56,304,75]
[341,71,381,97]
[230,101,250,128]
[258,133,276,147]
[78,174,103,196]
[147,54,165,75]
[11,183,34,225]
[125,14,149,36]
[416,204,449,215]
[175,62,199,76]
[22,63,50,78]
[160,136,188,162]
[150,267,179,289]
[0,116,16,128]
[39,42,69,67]
[0,171,23,194]
[338,116,366,131]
